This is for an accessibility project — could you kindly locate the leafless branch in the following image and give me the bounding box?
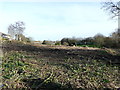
[101,1,120,18]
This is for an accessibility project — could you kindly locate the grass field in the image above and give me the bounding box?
[1,41,120,89]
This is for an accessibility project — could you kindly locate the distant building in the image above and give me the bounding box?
[0,32,12,40]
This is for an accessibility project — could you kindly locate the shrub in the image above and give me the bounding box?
[55,41,61,45]
[61,38,78,46]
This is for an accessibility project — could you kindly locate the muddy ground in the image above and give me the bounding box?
[2,41,120,66]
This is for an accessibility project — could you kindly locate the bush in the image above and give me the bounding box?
[62,42,69,46]
[55,41,61,45]
[93,33,105,47]
[61,38,78,46]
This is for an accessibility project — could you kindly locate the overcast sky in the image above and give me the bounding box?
[0,1,118,41]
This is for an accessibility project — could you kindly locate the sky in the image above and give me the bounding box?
[0,0,118,41]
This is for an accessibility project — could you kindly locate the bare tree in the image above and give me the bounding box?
[102,1,120,34]
[8,21,25,41]
[102,1,120,18]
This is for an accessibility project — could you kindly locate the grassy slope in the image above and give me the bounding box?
[1,41,120,89]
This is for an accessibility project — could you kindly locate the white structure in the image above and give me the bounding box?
[0,32,12,40]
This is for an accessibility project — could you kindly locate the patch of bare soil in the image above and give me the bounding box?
[1,41,120,89]
[2,42,120,65]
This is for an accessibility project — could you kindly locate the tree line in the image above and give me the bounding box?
[7,21,120,48]
[7,0,120,48]
[60,30,120,48]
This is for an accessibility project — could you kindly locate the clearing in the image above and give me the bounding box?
[1,41,120,89]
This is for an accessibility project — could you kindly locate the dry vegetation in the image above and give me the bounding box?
[1,41,120,89]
